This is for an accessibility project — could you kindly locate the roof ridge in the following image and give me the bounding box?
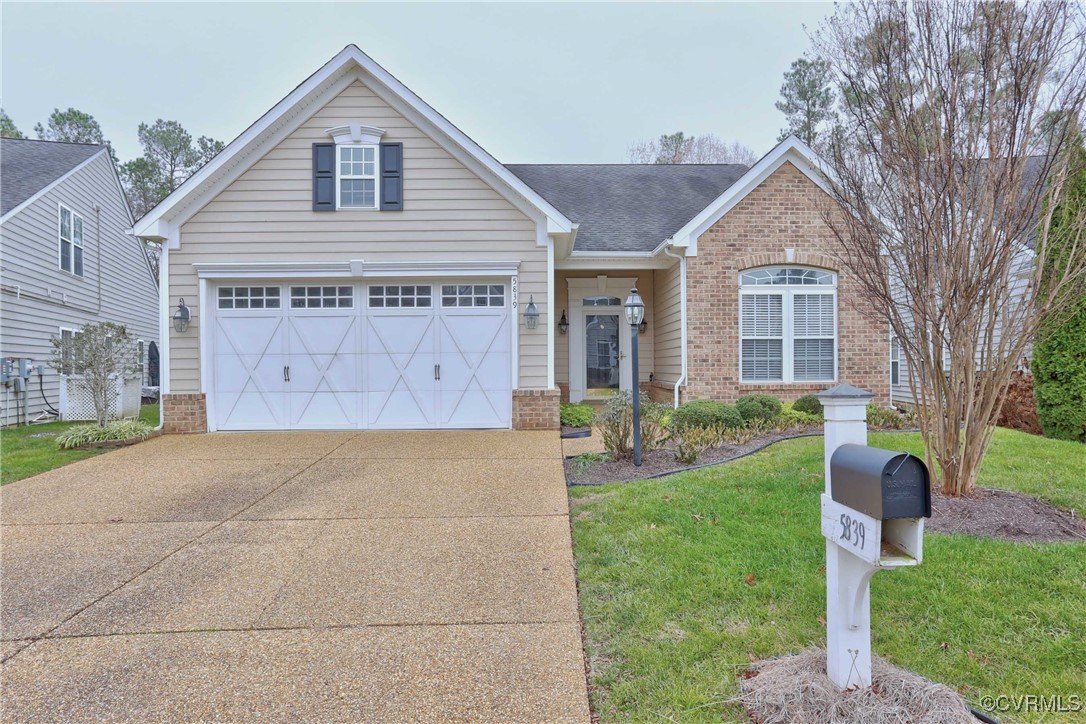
[0,137,106,149]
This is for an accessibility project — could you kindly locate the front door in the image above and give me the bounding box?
[569,300,632,402]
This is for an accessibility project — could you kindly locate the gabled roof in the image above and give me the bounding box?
[505,164,748,254]
[1,138,105,217]
[667,136,834,254]
[132,45,573,241]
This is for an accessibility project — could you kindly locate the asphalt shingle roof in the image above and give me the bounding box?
[505,164,749,253]
[1,138,104,216]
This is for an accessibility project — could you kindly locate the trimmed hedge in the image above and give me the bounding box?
[671,400,742,431]
[560,402,595,428]
[736,394,783,423]
[792,394,823,417]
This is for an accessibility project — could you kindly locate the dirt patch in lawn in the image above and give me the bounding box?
[928,486,1086,543]
[565,429,822,485]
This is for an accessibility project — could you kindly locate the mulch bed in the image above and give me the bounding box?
[566,427,1086,544]
[927,486,1086,543]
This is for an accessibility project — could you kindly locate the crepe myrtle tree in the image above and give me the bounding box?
[814,0,1086,496]
[51,322,140,428]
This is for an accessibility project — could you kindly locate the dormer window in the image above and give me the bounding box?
[337,145,378,209]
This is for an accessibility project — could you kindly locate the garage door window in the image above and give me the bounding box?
[441,284,505,308]
[369,285,432,308]
[290,285,354,309]
[218,287,281,309]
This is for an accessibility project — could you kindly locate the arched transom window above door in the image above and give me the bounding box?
[739,267,837,384]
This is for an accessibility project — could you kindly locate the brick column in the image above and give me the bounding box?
[162,393,207,434]
[512,389,561,430]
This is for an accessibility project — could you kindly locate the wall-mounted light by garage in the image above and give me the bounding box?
[173,298,191,333]
[523,295,539,329]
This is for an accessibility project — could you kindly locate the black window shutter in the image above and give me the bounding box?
[312,143,335,211]
[380,142,403,211]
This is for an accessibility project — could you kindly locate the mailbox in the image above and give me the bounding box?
[830,444,931,520]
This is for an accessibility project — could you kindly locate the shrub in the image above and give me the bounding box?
[673,426,720,465]
[56,419,152,449]
[570,452,610,477]
[595,391,670,459]
[1033,297,1086,442]
[866,404,915,430]
[671,400,742,431]
[560,402,595,428]
[776,407,822,431]
[736,394,783,423]
[996,370,1043,436]
[792,394,823,417]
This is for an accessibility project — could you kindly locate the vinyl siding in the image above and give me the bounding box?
[652,262,683,384]
[554,270,654,385]
[0,152,159,425]
[169,79,549,392]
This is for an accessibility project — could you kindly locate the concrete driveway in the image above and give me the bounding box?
[0,431,590,722]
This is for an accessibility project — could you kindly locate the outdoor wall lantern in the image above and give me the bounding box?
[638,318,648,335]
[524,296,539,330]
[625,287,645,466]
[173,298,191,333]
[558,310,569,335]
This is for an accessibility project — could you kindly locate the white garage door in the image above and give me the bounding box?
[210,281,511,431]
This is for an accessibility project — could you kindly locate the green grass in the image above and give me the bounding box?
[1,404,159,486]
[570,429,1086,721]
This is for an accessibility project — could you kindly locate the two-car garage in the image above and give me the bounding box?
[209,280,513,431]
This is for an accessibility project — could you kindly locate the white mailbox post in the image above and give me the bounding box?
[817,384,929,690]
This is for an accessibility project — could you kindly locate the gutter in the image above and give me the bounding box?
[662,244,687,408]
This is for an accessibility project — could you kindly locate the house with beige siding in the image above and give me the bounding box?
[134,45,890,434]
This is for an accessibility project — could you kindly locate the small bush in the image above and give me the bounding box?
[996,370,1043,435]
[595,391,670,459]
[560,402,595,428]
[56,419,152,449]
[776,407,822,431]
[673,426,720,465]
[736,394,783,423]
[570,452,610,477]
[671,400,743,431]
[792,394,823,417]
[866,404,915,430]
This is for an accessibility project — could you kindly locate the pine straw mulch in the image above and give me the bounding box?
[741,647,976,724]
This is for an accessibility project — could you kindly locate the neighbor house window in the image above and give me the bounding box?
[739,266,837,383]
[890,336,900,385]
[58,328,83,375]
[58,204,84,276]
[337,145,378,209]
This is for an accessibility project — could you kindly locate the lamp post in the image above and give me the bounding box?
[624,287,645,466]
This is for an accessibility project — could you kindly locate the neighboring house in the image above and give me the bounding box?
[0,138,159,426]
[133,46,889,434]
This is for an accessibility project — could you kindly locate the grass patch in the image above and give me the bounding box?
[1,404,160,486]
[570,429,1085,721]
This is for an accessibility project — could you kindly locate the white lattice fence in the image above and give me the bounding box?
[59,375,142,422]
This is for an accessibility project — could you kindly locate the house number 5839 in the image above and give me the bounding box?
[839,513,866,550]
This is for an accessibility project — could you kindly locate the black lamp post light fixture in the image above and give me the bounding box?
[558,310,569,335]
[624,287,645,466]
[173,298,191,333]
[523,295,539,329]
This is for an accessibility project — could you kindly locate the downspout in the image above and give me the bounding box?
[95,205,103,312]
[663,244,687,408]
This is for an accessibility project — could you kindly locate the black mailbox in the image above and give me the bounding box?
[830,444,931,519]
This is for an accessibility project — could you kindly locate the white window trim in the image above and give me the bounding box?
[58,326,83,375]
[335,144,380,210]
[738,270,838,385]
[57,203,84,276]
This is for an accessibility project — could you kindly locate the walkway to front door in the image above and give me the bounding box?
[0,431,590,722]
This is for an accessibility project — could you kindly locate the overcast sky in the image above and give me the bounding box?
[1,2,833,165]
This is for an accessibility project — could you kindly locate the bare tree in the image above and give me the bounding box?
[51,322,140,428]
[627,132,757,165]
[815,1,1086,496]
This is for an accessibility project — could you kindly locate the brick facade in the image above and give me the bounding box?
[684,161,889,405]
[162,393,208,434]
[512,388,561,430]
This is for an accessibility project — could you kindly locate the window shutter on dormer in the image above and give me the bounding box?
[313,143,335,211]
[380,142,403,211]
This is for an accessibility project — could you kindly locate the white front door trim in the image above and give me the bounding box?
[567,276,636,403]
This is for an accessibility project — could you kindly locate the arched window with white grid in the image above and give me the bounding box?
[739,266,837,384]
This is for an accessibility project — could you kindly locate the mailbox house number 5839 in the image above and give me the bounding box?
[839,513,866,549]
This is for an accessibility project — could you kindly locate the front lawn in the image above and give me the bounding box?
[0,404,159,486]
[570,429,1085,721]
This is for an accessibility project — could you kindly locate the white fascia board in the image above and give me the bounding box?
[190,259,522,279]
[557,255,672,270]
[668,136,835,255]
[0,148,107,223]
[132,45,572,239]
